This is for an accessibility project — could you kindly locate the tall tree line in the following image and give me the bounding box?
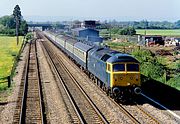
[98,20,180,29]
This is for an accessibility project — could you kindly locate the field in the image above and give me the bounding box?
[0,36,23,90]
[136,29,180,36]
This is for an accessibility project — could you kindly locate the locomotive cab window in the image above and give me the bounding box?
[113,64,125,72]
[127,64,139,71]
[107,63,111,72]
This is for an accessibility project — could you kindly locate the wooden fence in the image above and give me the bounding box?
[110,45,141,54]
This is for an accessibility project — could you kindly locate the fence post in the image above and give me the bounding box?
[164,71,166,84]
[8,76,11,87]
[138,46,140,50]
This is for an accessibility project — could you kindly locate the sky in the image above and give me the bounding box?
[0,0,180,22]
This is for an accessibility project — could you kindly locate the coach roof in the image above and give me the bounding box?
[74,42,93,52]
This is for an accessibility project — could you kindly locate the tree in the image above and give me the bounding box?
[175,20,180,28]
[19,20,28,35]
[13,5,22,45]
[119,27,136,35]
[0,15,15,29]
[0,8,27,36]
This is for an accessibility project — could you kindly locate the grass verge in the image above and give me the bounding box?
[0,36,23,91]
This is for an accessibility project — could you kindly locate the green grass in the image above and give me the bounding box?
[0,36,23,90]
[136,29,180,36]
[0,83,8,91]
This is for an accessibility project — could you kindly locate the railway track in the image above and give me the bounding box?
[119,101,161,124]
[13,40,46,124]
[74,65,162,124]
[37,32,108,124]
[39,39,82,123]
[37,31,163,123]
[140,93,180,122]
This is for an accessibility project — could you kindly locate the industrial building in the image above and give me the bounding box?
[72,20,103,44]
[138,35,164,46]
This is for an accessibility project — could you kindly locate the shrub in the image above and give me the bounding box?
[132,49,165,81]
[119,27,136,35]
[25,32,33,41]
[167,74,180,90]
[131,49,154,63]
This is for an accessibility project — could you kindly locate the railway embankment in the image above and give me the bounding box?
[141,75,180,110]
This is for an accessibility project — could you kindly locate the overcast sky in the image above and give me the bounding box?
[0,0,179,21]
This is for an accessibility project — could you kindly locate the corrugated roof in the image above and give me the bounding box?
[72,28,98,32]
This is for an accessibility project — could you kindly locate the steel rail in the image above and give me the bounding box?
[19,40,45,124]
[39,33,109,124]
[39,39,85,124]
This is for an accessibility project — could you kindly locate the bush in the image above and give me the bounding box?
[132,49,180,90]
[0,28,15,36]
[132,49,165,81]
[25,32,33,41]
[111,27,120,34]
[141,62,165,80]
[131,49,154,63]
[0,15,28,36]
[167,74,180,90]
[119,27,136,35]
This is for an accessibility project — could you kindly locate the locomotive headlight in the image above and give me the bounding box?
[120,77,123,80]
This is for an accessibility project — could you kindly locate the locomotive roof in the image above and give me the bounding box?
[89,47,139,63]
[89,47,117,58]
[74,42,93,52]
[106,54,139,63]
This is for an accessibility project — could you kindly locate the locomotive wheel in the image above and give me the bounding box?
[90,74,93,80]
[96,79,99,85]
[94,77,97,84]
[110,93,113,98]
[97,80,102,88]
[106,89,110,96]
[102,84,106,91]
[80,66,83,71]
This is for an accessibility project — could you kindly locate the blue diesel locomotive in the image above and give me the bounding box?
[44,31,141,100]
